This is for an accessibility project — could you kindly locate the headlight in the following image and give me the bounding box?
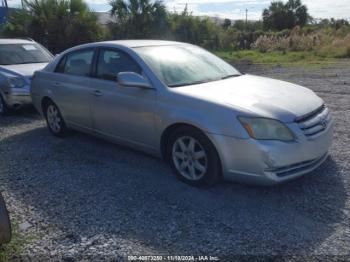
[238,116,294,141]
[7,77,26,89]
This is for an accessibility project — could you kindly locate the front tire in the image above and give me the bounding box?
[44,101,69,137]
[166,126,222,187]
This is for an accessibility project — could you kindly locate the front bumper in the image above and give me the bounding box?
[208,120,333,185]
[2,86,32,109]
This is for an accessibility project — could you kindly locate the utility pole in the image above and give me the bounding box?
[1,0,8,9]
[245,8,248,29]
[0,0,9,24]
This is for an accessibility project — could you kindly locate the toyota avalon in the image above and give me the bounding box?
[30,40,333,186]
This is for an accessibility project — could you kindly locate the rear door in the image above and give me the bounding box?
[53,48,95,130]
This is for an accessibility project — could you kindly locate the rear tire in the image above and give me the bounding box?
[44,100,69,137]
[166,126,222,187]
[0,94,10,116]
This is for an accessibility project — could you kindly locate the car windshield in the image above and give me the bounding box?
[134,45,241,87]
[0,43,52,65]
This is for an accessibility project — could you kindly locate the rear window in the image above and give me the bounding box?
[58,49,95,77]
[0,43,53,65]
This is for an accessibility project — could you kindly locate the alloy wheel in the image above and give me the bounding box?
[46,104,62,133]
[172,136,208,181]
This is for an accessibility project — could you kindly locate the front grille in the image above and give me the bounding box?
[266,153,328,177]
[295,104,331,138]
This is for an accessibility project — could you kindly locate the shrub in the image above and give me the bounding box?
[252,26,321,52]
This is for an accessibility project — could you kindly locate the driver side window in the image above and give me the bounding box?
[96,49,141,81]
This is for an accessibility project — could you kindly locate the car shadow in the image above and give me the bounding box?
[0,125,347,258]
[0,107,40,129]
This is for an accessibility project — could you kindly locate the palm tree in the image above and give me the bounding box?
[3,0,105,53]
[108,0,168,39]
[262,0,309,31]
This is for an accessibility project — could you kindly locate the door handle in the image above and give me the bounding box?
[53,82,61,87]
[92,90,103,97]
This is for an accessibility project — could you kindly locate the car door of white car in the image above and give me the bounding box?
[89,48,157,150]
[53,48,95,130]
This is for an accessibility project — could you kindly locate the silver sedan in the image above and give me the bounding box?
[31,40,333,186]
[0,38,52,115]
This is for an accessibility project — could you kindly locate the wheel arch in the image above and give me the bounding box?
[160,122,224,183]
[160,123,203,159]
[160,122,221,160]
[41,96,54,115]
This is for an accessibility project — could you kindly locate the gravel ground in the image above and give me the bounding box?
[0,62,349,261]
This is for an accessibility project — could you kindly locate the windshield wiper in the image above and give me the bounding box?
[221,74,241,80]
[169,75,242,87]
[168,79,213,88]
[16,61,48,65]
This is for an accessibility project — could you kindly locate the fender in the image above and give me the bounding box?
[154,99,251,152]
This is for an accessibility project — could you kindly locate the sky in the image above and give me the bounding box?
[6,0,350,20]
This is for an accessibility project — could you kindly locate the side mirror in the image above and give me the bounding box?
[117,72,153,89]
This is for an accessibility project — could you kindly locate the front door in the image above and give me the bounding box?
[90,48,157,149]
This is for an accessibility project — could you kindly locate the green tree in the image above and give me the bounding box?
[222,18,231,29]
[263,0,309,31]
[218,27,240,50]
[232,20,263,31]
[286,0,308,27]
[168,6,220,50]
[109,0,168,39]
[3,0,105,53]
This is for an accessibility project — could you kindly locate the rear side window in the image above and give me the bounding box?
[58,49,94,77]
[55,56,66,73]
[96,49,141,81]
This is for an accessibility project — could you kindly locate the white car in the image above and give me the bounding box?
[0,38,53,115]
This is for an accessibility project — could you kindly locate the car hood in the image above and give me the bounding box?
[174,74,324,122]
[0,63,48,82]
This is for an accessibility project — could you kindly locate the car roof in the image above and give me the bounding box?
[0,38,36,44]
[58,40,188,56]
[90,40,185,48]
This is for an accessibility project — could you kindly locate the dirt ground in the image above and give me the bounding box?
[0,61,349,261]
